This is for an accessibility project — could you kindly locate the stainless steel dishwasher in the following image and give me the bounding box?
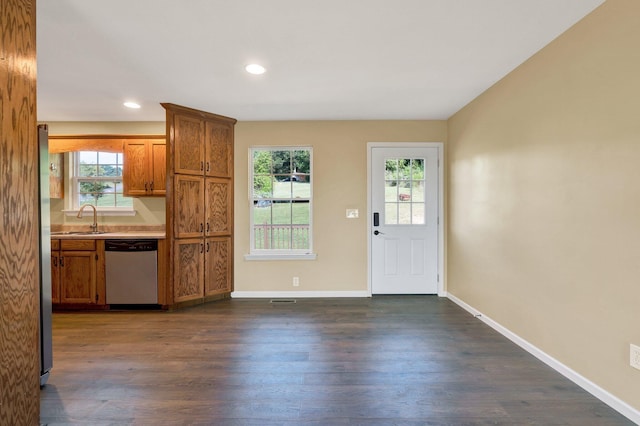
[105,239,158,304]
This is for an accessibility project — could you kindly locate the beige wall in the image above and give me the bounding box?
[46,121,166,227]
[45,120,447,292]
[448,0,640,411]
[234,121,446,293]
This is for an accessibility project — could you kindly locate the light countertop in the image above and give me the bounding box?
[51,231,165,240]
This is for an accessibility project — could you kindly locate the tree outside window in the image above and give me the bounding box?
[75,151,132,208]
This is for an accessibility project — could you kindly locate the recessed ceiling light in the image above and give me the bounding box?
[123,101,141,109]
[245,64,266,75]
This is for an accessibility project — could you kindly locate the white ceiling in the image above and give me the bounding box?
[36,0,605,122]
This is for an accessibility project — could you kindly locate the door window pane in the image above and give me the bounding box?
[384,157,426,225]
[385,203,398,225]
[398,203,411,225]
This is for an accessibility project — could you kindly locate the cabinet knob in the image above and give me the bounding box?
[144,182,148,191]
[200,243,204,254]
[60,257,64,267]
[206,162,210,172]
[150,181,154,191]
[206,242,210,253]
[200,161,204,171]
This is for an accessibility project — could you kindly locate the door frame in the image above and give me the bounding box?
[367,142,445,297]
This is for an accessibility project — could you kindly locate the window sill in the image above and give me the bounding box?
[244,253,317,261]
[63,208,137,217]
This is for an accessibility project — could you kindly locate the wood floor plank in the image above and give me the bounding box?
[40,297,633,425]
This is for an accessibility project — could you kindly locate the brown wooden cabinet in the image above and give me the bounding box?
[123,138,166,196]
[173,113,234,179]
[51,239,61,303]
[206,177,232,236]
[204,121,233,178]
[205,236,231,297]
[204,177,232,297]
[49,152,64,198]
[52,239,104,306]
[173,238,204,303]
[174,114,205,175]
[174,175,205,238]
[172,175,233,300]
[163,103,236,306]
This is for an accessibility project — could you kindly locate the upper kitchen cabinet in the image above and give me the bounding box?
[123,137,167,196]
[204,121,233,178]
[49,152,64,198]
[171,107,234,178]
[49,134,166,197]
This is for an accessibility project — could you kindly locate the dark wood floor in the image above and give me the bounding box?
[41,297,633,425]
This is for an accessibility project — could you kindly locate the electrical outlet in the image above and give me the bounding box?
[292,276,300,287]
[631,344,640,370]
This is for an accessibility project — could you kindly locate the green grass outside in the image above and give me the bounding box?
[253,181,310,249]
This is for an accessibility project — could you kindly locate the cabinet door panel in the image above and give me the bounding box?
[49,153,64,198]
[150,141,166,195]
[60,251,97,304]
[175,115,204,175]
[205,121,232,178]
[51,254,60,304]
[123,141,148,196]
[174,239,204,302]
[205,237,232,296]
[174,175,205,238]
[206,178,232,236]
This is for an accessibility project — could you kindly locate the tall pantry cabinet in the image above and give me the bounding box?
[163,104,236,305]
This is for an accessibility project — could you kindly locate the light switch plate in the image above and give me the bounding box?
[346,209,359,218]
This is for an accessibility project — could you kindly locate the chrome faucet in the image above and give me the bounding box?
[77,204,98,233]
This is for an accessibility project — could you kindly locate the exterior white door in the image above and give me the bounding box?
[370,145,440,294]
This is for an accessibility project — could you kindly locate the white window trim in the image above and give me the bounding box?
[244,253,317,261]
[69,151,135,216]
[247,146,315,260]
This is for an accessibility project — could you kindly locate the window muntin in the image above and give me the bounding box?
[384,158,425,225]
[250,148,312,253]
[73,151,132,209]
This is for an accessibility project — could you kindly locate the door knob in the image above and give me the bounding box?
[374,230,384,235]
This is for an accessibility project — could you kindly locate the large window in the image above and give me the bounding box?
[250,147,312,256]
[73,151,132,209]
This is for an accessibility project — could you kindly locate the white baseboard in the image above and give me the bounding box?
[446,292,640,425]
[231,290,370,299]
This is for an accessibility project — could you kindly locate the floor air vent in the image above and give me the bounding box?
[270,299,297,304]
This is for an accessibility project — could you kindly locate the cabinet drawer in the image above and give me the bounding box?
[60,239,96,251]
[51,239,60,250]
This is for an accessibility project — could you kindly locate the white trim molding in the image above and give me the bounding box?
[244,253,317,261]
[231,291,370,299]
[446,292,640,425]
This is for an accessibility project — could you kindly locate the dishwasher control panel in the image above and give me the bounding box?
[105,240,158,252]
